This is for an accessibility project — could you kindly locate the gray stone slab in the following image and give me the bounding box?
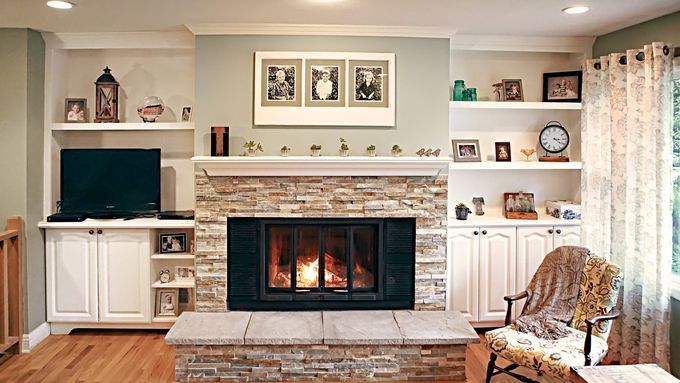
[165,311,252,345]
[322,311,403,345]
[394,310,480,345]
[245,311,323,345]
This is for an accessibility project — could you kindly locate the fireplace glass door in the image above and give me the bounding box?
[266,224,378,293]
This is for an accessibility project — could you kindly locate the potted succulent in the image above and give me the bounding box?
[310,144,322,157]
[455,203,471,220]
[243,140,263,157]
[339,138,349,157]
[366,144,377,157]
[391,144,403,157]
[280,145,291,157]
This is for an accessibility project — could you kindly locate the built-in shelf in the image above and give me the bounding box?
[449,161,582,170]
[152,316,178,323]
[192,156,451,177]
[449,101,582,110]
[448,209,581,228]
[152,279,196,288]
[50,122,195,131]
[38,218,195,229]
[151,253,195,260]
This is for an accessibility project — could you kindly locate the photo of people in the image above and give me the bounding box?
[451,139,481,162]
[160,233,187,254]
[65,98,87,122]
[174,266,195,282]
[458,144,477,158]
[181,106,192,122]
[155,289,179,317]
[502,79,523,101]
[311,66,339,101]
[543,71,582,102]
[495,142,511,162]
[267,65,296,101]
[354,66,383,102]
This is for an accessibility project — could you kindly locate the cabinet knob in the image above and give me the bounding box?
[548,229,554,234]
[473,231,479,236]
[481,230,487,235]
[88,230,94,235]
[97,229,103,235]
[556,229,562,234]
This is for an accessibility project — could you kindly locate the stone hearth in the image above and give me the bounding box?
[194,171,448,311]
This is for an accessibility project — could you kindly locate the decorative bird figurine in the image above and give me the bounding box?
[423,148,433,157]
[520,148,536,161]
[432,148,441,157]
[416,148,426,157]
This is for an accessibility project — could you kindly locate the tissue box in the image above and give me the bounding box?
[546,200,581,220]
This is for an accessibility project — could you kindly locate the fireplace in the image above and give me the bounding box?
[228,218,415,310]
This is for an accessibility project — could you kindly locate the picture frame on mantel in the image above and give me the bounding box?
[254,51,396,127]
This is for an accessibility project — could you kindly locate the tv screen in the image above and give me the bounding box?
[60,148,161,214]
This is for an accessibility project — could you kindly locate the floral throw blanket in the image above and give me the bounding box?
[515,246,590,340]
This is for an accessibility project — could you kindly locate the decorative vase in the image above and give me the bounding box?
[246,149,257,157]
[136,96,165,122]
[367,149,376,157]
[339,149,349,157]
[455,206,471,220]
[391,149,401,157]
[311,149,321,157]
[453,80,465,101]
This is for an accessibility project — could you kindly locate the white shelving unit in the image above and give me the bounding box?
[450,101,581,110]
[448,209,581,228]
[449,161,582,171]
[151,253,195,260]
[51,122,195,131]
[152,279,196,289]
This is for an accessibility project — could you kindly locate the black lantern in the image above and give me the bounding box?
[94,67,119,123]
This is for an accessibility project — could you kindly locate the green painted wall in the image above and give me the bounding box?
[195,35,450,156]
[0,28,45,333]
[593,11,680,57]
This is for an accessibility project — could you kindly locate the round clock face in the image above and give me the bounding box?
[539,124,570,153]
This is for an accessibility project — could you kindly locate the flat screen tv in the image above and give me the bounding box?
[60,148,161,214]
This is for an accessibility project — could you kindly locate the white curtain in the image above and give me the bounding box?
[581,42,674,369]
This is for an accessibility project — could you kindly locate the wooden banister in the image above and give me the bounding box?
[0,216,23,358]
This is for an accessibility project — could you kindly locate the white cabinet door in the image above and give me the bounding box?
[448,228,480,322]
[97,229,151,323]
[516,226,554,317]
[478,227,516,323]
[46,229,98,322]
[554,226,581,248]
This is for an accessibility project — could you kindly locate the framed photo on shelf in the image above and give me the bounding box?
[451,139,481,162]
[155,288,179,317]
[495,142,512,162]
[181,106,192,122]
[160,233,187,254]
[174,266,195,282]
[179,288,195,312]
[65,98,87,123]
[501,79,523,101]
[542,70,582,102]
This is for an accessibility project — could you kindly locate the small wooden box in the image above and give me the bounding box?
[505,211,538,220]
[503,192,538,220]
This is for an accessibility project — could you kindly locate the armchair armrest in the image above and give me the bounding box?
[503,291,528,326]
[583,307,620,366]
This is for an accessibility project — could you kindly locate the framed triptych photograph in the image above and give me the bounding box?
[254,51,395,126]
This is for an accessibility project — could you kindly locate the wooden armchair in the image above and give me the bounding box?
[484,253,622,382]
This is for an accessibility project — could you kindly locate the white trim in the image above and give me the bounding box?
[450,101,581,111]
[41,31,195,50]
[185,23,456,39]
[21,322,50,353]
[38,218,195,229]
[451,34,594,56]
[192,156,451,177]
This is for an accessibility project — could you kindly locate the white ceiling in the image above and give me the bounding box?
[1,0,679,37]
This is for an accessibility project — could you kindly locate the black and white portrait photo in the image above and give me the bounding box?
[267,65,296,101]
[311,66,339,101]
[354,66,383,102]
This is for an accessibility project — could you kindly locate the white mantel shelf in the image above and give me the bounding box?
[192,156,451,177]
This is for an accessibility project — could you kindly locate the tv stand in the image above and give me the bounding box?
[87,211,136,220]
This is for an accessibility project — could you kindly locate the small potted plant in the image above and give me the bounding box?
[391,144,403,157]
[310,144,322,157]
[339,138,349,157]
[243,140,263,157]
[280,145,291,157]
[366,144,377,157]
[455,203,471,220]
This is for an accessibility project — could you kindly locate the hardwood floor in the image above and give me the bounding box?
[0,329,559,383]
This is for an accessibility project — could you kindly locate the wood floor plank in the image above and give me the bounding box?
[0,329,562,382]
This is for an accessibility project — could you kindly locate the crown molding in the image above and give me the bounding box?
[185,23,456,39]
[42,31,195,50]
[451,34,594,55]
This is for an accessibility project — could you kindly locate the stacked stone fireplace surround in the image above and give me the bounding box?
[194,172,449,312]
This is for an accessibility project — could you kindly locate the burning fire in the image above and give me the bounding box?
[297,258,320,288]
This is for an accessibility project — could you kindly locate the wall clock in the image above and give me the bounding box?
[538,121,570,162]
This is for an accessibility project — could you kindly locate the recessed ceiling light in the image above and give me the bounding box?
[46,1,74,9]
[562,6,590,14]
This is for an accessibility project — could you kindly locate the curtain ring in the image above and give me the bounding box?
[635,51,645,61]
[594,62,601,70]
[663,45,670,56]
[618,56,627,65]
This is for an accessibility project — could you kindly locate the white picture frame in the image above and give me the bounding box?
[254,51,396,127]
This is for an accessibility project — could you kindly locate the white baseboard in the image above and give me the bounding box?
[21,322,50,353]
